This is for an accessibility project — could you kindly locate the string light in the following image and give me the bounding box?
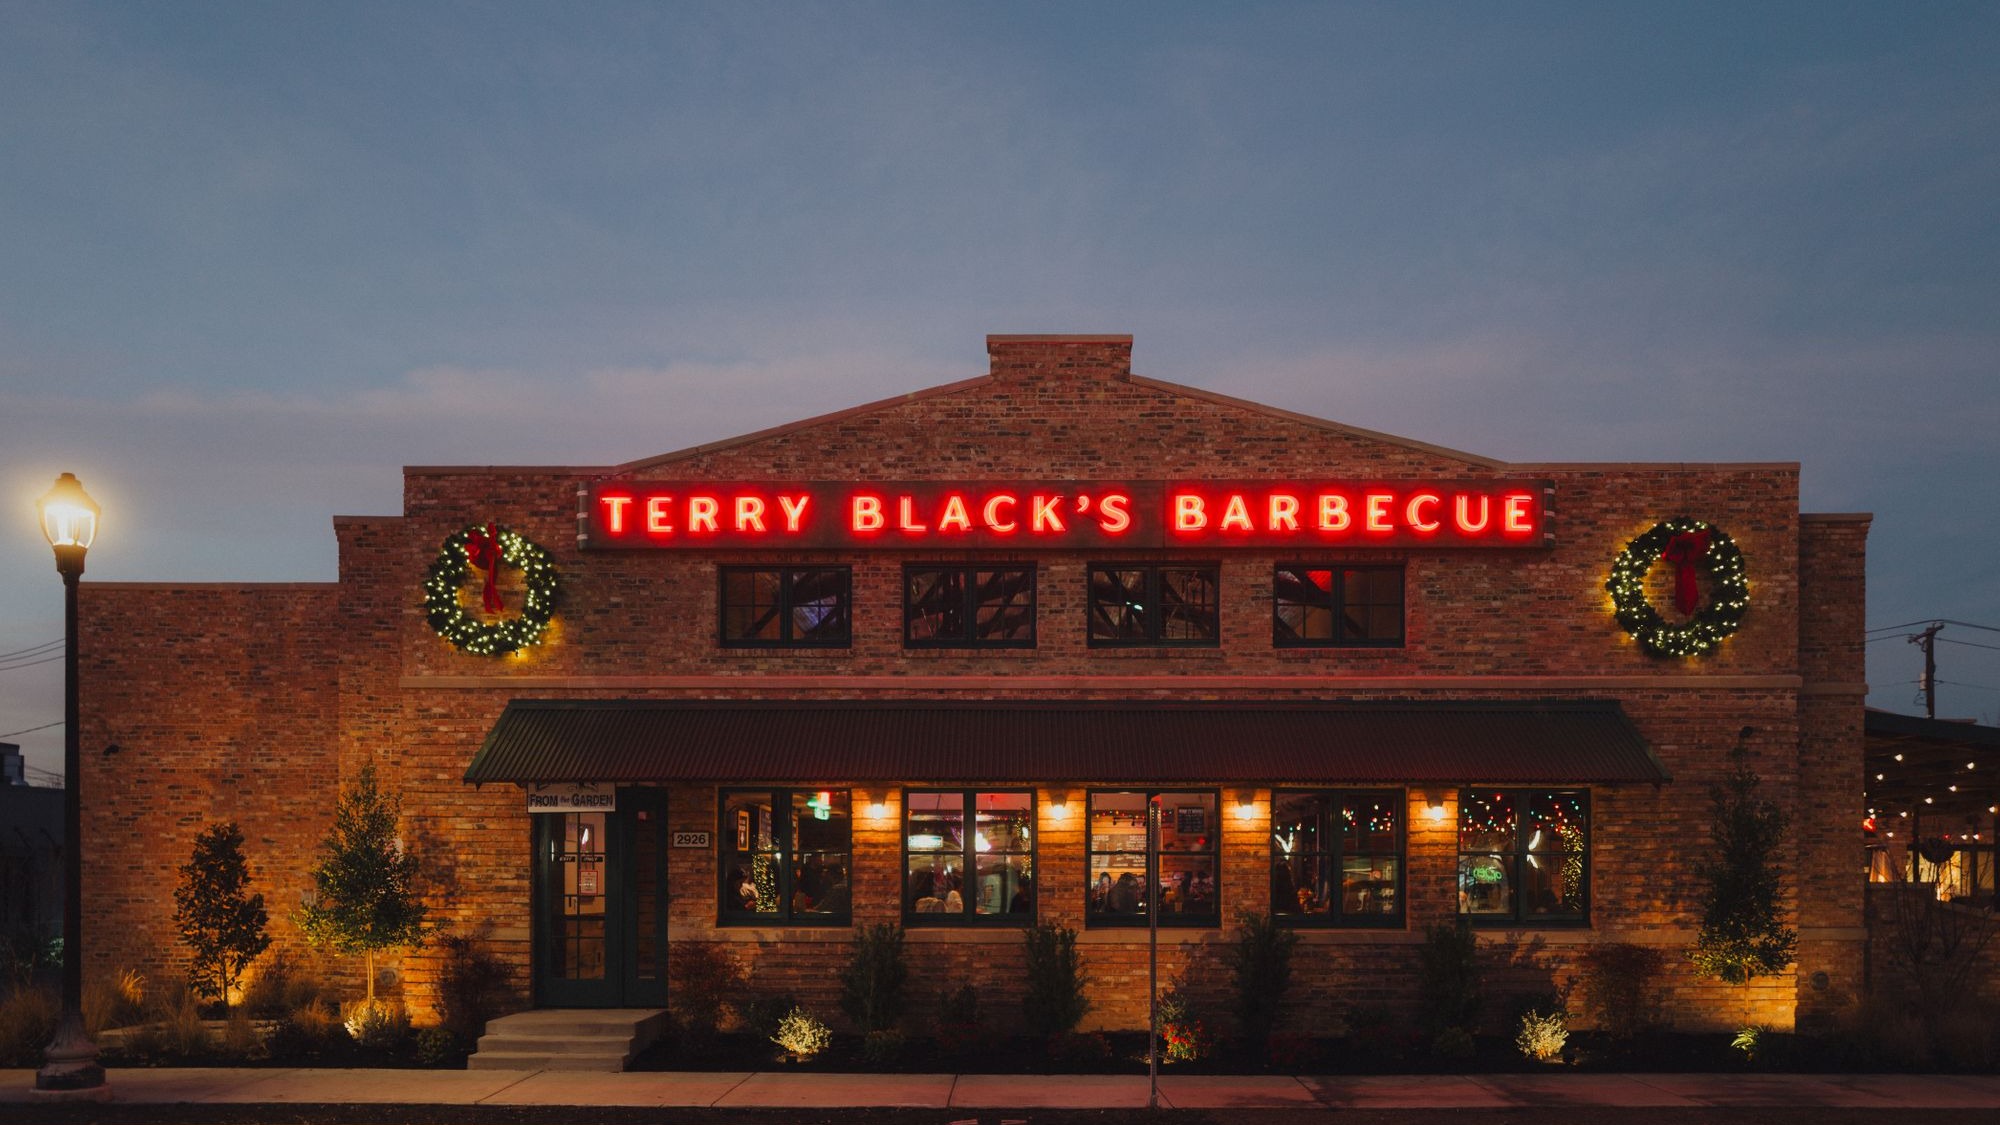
[1604,518,1750,657]
[423,524,561,656]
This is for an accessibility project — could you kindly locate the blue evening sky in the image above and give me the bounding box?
[3,2,1997,781]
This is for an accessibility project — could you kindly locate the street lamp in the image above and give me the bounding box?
[33,472,105,1094]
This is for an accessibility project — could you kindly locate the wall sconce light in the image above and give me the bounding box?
[1424,794,1448,822]
[1048,795,1070,822]
[1233,792,1257,821]
[865,795,890,822]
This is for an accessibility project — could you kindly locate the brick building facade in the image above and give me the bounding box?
[77,334,1870,1036]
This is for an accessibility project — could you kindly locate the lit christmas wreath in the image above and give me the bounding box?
[1605,518,1748,658]
[422,523,560,656]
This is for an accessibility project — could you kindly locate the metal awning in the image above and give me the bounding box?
[1865,708,2000,823]
[464,699,1668,786]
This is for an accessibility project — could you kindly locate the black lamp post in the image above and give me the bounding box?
[33,472,105,1093]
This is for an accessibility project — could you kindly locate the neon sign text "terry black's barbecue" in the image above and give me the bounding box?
[580,481,1552,550]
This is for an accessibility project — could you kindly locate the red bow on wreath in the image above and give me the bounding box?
[1660,530,1712,616]
[463,523,506,614]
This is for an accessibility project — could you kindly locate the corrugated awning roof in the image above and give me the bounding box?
[464,699,1668,786]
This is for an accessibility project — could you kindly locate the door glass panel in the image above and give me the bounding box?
[632,804,660,983]
[556,812,607,980]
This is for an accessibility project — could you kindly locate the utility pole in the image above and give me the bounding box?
[1910,622,1944,719]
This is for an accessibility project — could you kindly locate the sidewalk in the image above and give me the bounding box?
[8,1068,2000,1110]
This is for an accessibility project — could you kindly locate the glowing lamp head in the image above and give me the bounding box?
[1424,796,1448,822]
[38,472,99,555]
[1233,795,1257,822]
[1047,801,1069,822]
[866,801,890,822]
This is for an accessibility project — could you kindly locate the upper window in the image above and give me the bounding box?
[719,567,851,648]
[904,566,1036,648]
[1274,565,1404,647]
[1457,790,1589,925]
[904,790,1036,924]
[1088,564,1220,647]
[1086,790,1220,927]
[719,788,852,925]
[1271,790,1404,926]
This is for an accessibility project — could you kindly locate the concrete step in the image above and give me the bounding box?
[469,1008,668,1072]
[466,1051,627,1072]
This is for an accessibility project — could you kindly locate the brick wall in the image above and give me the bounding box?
[78,334,1866,1038]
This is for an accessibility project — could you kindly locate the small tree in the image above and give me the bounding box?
[1224,911,1297,1051]
[1021,923,1091,1038]
[297,764,427,1003]
[1688,740,1797,986]
[172,821,272,1005]
[839,923,908,1033]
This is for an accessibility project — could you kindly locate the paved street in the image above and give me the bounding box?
[7,1067,2000,1114]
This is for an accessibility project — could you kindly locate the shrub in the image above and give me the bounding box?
[1515,1009,1568,1062]
[173,821,272,1005]
[1266,1031,1316,1071]
[740,993,799,1040]
[343,997,411,1049]
[935,984,980,1055]
[770,1006,832,1059]
[1022,923,1090,1038]
[838,923,908,1034]
[269,997,341,1057]
[1576,942,1666,1040]
[1416,917,1481,1038]
[84,968,147,1036]
[1730,1024,1764,1063]
[1345,1001,1392,1038]
[414,1025,460,1066]
[434,934,511,1043]
[667,942,742,1041]
[0,985,57,1067]
[1158,986,1215,1063]
[1430,1025,1476,1060]
[157,985,217,1058]
[1047,1029,1112,1065]
[1224,911,1297,1051]
[223,1005,260,1059]
[861,1028,906,1065]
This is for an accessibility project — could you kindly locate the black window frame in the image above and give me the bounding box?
[1455,788,1591,927]
[716,787,853,927]
[718,566,852,648]
[901,788,1038,926]
[901,564,1038,649]
[1086,563,1222,648]
[1084,788,1223,928]
[1269,788,1406,928]
[1273,564,1406,648]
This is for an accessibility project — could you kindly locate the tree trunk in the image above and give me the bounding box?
[365,950,376,1003]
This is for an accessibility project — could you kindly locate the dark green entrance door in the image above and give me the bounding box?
[533,788,667,1007]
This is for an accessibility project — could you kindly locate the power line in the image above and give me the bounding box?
[1937,680,2000,694]
[1869,620,1943,634]
[0,638,62,660]
[0,654,63,673]
[1939,637,2000,653]
[0,720,62,739]
[1936,619,2000,635]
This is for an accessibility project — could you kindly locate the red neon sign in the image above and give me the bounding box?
[581,480,1551,549]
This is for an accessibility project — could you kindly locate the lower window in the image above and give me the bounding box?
[1270,790,1403,925]
[1457,789,1589,924]
[904,790,1035,924]
[1087,790,1220,926]
[719,789,852,925]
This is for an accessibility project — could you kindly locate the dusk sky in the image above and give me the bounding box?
[4,2,1998,783]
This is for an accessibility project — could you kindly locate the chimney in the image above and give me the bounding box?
[986,334,1133,382]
